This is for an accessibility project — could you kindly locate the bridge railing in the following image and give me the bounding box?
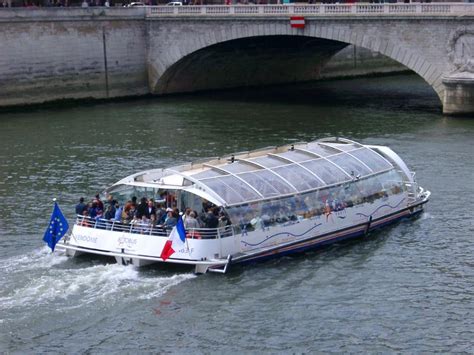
[147,3,474,16]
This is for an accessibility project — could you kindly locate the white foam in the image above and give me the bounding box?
[0,258,196,317]
[1,246,68,274]
[421,212,434,220]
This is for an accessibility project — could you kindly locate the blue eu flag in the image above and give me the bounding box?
[43,202,69,252]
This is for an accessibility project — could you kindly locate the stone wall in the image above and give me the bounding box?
[0,8,408,108]
[0,8,149,107]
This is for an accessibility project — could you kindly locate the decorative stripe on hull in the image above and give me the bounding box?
[234,205,423,265]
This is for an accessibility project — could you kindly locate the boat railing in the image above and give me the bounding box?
[74,215,234,240]
[403,180,418,204]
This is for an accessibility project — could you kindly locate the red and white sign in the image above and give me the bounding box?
[290,16,305,29]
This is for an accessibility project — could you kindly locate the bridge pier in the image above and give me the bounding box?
[442,74,474,116]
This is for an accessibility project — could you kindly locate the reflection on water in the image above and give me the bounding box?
[0,74,473,353]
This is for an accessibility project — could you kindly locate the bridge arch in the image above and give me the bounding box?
[147,19,455,104]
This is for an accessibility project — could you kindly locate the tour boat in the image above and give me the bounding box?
[56,137,430,274]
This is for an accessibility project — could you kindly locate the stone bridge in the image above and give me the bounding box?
[1,4,473,114]
[147,3,474,115]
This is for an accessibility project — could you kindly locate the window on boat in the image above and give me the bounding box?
[349,148,393,173]
[199,175,261,205]
[305,142,338,157]
[238,170,296,197]
[276,150,315,163]
[301,159,351,185]
[180,190,214,215]
[251,155,288,168]
[271,164,324,192]
[330,143,360,152]
[191,168,228,180]
[106,185,163,205]
[218,161,261,174]
[327,153,372,177]
[226,169,409,231]
[378,170,406,195]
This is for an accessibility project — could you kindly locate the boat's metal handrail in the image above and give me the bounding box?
[74,215,233,240]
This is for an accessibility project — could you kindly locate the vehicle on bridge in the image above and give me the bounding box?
[124,1,145,6]
[56,137,430,274]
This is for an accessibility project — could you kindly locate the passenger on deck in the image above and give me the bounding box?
[204,207,219,229]
[128,206,136,221]
[149,214,157,227]
[105,194,114,208]
[163,209,178,229]
[182,207,192,225]
[114,202,123,222]
[136,197,148,219]
[184,211,200,229]
[218,210,231,228]
[145,199,156,220]
[156,203,166,225]
[88,200,101,219]
[95,194,104,211]
[75,197,87,216]
[104,203,116,220]
[131,196,138,209]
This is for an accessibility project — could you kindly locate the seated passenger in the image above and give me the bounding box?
[275,209,288,223]
[260,213,272,229]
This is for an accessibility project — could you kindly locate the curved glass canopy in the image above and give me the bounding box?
[116,138,394,207]
[188,139,393,206]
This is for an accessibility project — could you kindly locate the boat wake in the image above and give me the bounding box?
[0,246,195,321]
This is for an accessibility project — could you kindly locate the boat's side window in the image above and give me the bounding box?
[226,169,408,232]
[378,170,405,196]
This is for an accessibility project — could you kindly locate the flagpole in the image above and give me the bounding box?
[51,197,57,251]
[180,212,192,257]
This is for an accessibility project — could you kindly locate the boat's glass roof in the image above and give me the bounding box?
[300,159,349,185]
[191,169,227,180]
[185,139,394,206]
[218,161,261,174]
[252,155,288,168]
[276,150,316,162]
[272,164,324,191]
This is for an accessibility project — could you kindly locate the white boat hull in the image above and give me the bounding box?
[57,190,430,274]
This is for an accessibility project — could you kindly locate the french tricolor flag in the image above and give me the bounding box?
[160,216,187,261]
